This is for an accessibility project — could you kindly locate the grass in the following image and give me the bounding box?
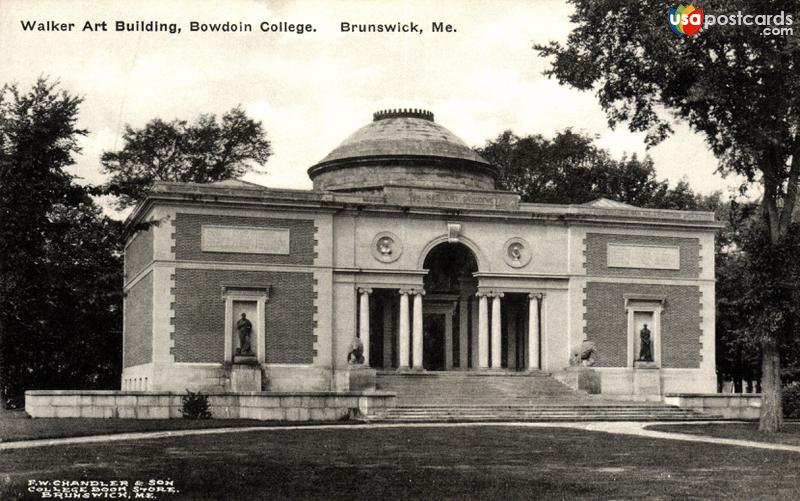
[647,421,800,447]
[0,410,346,442]
[1,425,798,500]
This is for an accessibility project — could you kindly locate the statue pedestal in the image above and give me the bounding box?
[557,366,602,394]
[231,357,261,392]
[346,364,376,392]
[633,363,661,396]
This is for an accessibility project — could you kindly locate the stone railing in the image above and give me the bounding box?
[25,390,396,421]
[664,393,762,419]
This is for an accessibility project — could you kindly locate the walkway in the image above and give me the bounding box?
[2,421,799,453]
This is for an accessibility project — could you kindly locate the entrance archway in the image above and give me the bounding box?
[421,243,478,370]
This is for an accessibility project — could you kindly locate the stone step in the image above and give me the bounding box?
[376,371,579,407]
[368,406,717,422]
[378,406,700,413]
[370,416,719,422]
[375,412,711,416]
[378,406,699,411]
[375,412,705,417]
[370,371,717,421]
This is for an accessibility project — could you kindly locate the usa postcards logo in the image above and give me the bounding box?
[669,4,704,36]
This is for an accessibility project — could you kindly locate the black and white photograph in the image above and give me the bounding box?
[0,0,798,499]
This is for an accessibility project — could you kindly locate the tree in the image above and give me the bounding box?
[101,107,272,209]
[0,78,122,408]
[536,0,800,431]
[477,129,710,210]
[714,199,762,392]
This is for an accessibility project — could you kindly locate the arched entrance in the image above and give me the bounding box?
[421,243,478,370]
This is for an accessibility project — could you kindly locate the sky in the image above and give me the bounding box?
[0,0,745,216]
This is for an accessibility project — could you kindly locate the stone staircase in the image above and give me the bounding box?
[368,371,717,422]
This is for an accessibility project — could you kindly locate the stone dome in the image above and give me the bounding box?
[307,109,497,192]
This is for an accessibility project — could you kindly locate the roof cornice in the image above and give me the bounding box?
[124,182,722,233]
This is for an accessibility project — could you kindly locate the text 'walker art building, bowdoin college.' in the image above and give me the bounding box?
[121,108,720,407]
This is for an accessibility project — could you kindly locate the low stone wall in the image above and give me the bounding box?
[25,390,396,421]
[664,393,762,419]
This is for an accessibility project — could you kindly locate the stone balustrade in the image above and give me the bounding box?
[663,393,762,419]
[25,390,396,421]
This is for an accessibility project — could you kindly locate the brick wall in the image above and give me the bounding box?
[124,227,154,280]
[174,213,316,265]
[584,282,702,368]
[585,233,701,279]
[172,269,315,363]
[124,273,153,367]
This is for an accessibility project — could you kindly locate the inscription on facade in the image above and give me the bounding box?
[607,243,679,270]
[201,225,290,254]
[384,186,519,210]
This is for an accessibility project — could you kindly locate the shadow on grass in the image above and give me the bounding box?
[0,412,354,442]
[1,426,798,500]
[646,422,800,447]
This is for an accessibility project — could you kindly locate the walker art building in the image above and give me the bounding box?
[120,108,720,404]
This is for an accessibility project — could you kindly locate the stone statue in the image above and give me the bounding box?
[347,337,365,364]
[236,313,253,355]
[638,324,653,362]
[569,340,596,367]
[508,242,523,261]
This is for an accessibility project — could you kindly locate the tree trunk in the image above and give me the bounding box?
[758,188,785,432]
[758,336,783,432]
[0,319,5,410]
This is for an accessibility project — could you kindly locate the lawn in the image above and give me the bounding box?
[647,421,800,447]
[0,425,798,500]
[0,410,346,442]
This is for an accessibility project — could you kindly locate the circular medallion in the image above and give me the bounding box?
[503,237,531,268]
[371,231,402,263]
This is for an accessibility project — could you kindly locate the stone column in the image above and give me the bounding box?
[412,289,425,369]
[382,299,393,369]
[478,292,489,368]
[491,293,504,368]
[358,287,372,366]
[445,308,454,370]
[507,307,517,370]
[527,293,541,370]
[459,295,469,369]
[471,299,479,369]
[399,290,410,369]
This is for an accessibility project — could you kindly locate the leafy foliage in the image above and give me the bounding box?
[714,200,761,388]
[535,0,800,431]
[181,390,212,419]
[101,107,272,208]
[0,78,122,408]
[476,129,715,210]
[783,382,800,419]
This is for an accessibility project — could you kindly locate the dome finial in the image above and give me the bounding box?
[373,109,434,122]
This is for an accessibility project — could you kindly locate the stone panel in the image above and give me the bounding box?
[124,272,153,367]
[124,226,154,280]
[584,282,702,368]
[201,225,290,254]
[607,243,679,270]
[173,269,314,364]
[175,213,315,265]
[585,233,701,278]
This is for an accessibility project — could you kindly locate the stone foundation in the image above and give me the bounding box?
[231,362,262,392]
[554,367,602,394]
[664,393,762,419]
[591,368,715,398]
[25,390,396,421]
